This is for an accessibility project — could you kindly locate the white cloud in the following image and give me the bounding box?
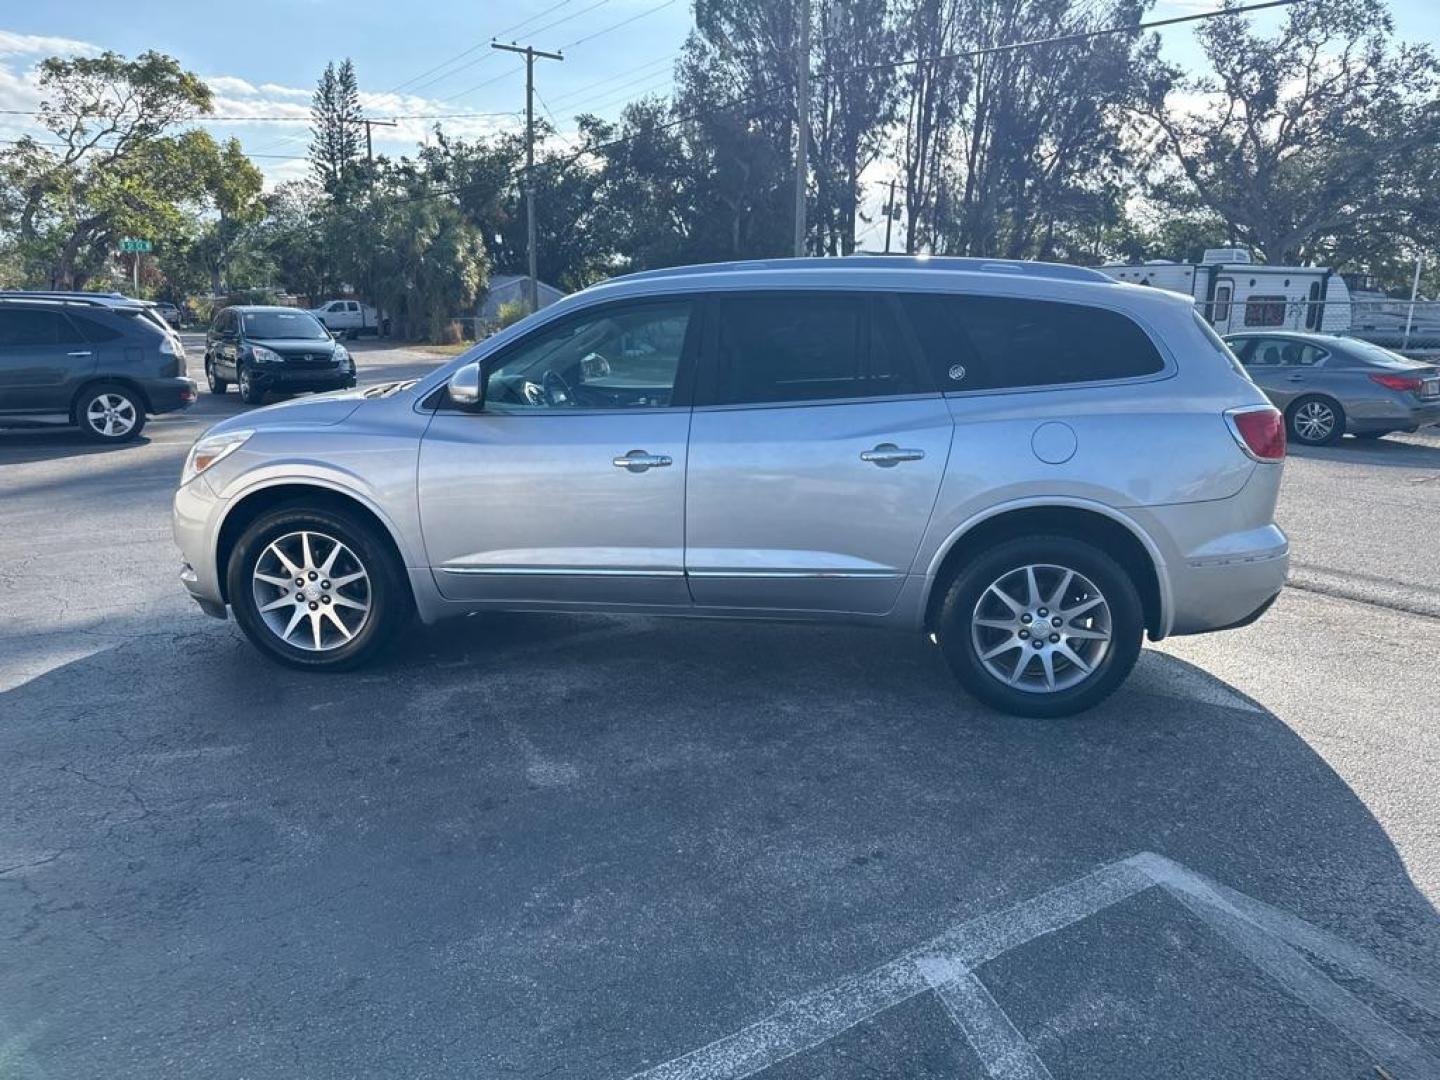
[259,82,311,100]
[0,30,99,58]
[205,74,259,96]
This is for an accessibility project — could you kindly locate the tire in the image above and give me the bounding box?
[1287,396,1344,446]
[206,358,229,395]
[76,382,146,443]
[226,504,411,671]
[936,535,1144,718]
[237,363,265,405]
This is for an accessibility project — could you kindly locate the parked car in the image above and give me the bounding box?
[174,257,1289,717]
[1223,330,1440,445]
[153,301,183,328]
[204,306,356,405]
[0,291,195,442]
[310,299,388,339]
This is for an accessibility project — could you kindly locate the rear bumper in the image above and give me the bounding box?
[143,377,198,414]
[1164,526,1289,637]
[1346,397,1440,433]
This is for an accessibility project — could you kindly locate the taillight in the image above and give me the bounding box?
[1369,373,1423,393]
[1225,406,1286,462]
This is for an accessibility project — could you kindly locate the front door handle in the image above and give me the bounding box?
[613,449,673,473]
[1287,374,1305,382]
[67,350,92,357]
[860,443,925,468]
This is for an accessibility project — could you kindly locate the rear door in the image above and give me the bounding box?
[684,291,951,615]
[0,307,96,413]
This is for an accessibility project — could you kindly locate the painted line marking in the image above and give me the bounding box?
[920,958,1055,1080]
[622,852,1440,1080]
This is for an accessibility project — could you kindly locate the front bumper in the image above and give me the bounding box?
[144,377,198,414]
[249,365,355,392]
[174,475,228,619]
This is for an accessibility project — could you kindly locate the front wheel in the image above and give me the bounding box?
[237,363,265,405]
[227,505,411,670]
[936,536,1144,718]
[206,358,229,394]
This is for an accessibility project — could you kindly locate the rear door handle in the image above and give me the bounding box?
[613,450,673,472]
[861,443,925,467]
[67,351,92,357]
[1287,374,1304,382]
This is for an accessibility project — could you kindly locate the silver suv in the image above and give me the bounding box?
[173,258,1289,717]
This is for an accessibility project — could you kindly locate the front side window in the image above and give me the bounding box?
[711,293,863,405]
[242,311,329,340]
[485,300,692,410]
[1243,295,1288,328]
[899,293,1165,391]
[0,308,79,347]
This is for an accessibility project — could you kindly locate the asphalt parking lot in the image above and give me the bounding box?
[3,341,1439,1078]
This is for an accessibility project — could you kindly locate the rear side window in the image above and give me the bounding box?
[899,294,1165,391]
[67,312,124,342]
[0,308,85,346]
[711,294,863,405]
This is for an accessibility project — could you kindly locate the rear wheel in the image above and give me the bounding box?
[227,505,410,670]
[1287,396,1344,446]
[937,536,1144,718]
[76,382,145,442]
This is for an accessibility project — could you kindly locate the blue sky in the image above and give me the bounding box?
[3,0,1438,189]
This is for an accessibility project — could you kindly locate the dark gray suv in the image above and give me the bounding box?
[0,292,196,442]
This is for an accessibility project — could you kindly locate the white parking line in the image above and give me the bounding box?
[623,852,1440,1080]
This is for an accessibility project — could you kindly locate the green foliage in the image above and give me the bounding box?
[497,299,530,328]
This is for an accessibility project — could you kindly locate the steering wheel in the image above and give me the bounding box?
[542,369,575,407]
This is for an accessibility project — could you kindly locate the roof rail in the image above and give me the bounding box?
[605,255,1113,286]
[0,290,146,308]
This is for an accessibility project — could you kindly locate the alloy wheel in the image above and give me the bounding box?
[250,530,371,652]
[1293,400,1336,443]
[970,563,1113,694]
[84,393,137,438]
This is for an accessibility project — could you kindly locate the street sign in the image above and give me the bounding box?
[119,238,152,253]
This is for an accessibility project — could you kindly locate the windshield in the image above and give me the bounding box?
[242,311,329,340]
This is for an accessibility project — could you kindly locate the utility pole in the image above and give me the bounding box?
[792,0,810,258]
[1403,255,1424,353]
[883,177,897,255]
[362,117,397,166]
[493,41,563,312]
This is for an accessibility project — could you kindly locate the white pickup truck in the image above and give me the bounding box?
[310,299,388,338]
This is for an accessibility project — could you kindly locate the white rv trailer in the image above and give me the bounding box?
[1098,248,1351,335]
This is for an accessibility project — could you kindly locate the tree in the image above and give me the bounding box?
[1137,0,1440,264]
[309,59,365,199]
[0,50,213,288]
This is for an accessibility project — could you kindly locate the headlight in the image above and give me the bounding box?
[251,345,282,364]
[182,429,253,486]
[335,346,353,371]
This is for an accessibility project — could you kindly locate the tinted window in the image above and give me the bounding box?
[899,294,1164,391]
[68,312,124,342]
[712,294,862,405]
[241,311,328,340]
[1245,338,1323,367]
[486,300,692,410]
[0,308,82,347]
[868,297,926,397]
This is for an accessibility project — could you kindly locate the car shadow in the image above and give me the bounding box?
[1291,429,1440,468]
[0,427,158,465]
[2,613,1437,1078]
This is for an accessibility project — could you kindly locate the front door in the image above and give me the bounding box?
[684,292,951,615]
[418,297,699,607]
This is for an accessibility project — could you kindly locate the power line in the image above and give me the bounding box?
[0,136,308,160]
[546,53,676,107]
[0,107,521,122]
[383,0,581,96]
[559,0,680,50]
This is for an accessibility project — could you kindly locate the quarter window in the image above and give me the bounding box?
[485,301,692,410]
[898,293,1164,391]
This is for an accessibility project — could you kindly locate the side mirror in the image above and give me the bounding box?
[447,361,484,410]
